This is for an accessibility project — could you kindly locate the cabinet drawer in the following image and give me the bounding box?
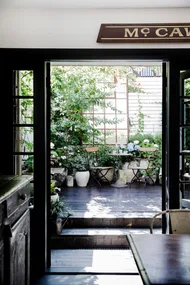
[6,184,30,224]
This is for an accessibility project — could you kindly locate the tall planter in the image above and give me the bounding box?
[75,170,90,187]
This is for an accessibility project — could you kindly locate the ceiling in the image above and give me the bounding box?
[0,0,190,9]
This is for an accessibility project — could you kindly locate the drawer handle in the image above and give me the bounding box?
[19,193,27,200]
[4,220,12,238]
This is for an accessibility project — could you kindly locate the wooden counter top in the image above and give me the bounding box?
[0,175,33,203]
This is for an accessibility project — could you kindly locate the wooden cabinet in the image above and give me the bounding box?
[8,210,30,285]
[0,241,4,285]
[0,175,32,285]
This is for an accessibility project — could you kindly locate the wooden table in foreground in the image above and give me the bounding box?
[127,234,190,285]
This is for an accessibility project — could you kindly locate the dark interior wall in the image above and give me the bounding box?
[1,47,190,62]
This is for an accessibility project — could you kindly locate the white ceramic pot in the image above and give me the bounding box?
[66,175,74,187]
[75,170,90,187]
[51,193,59,203]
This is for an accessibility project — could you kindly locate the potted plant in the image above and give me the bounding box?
[50,197,71,235]
[72,150,90,187]
[50,180,60,203]
[96,145,117,182]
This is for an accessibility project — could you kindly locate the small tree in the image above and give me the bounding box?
[50,65,144,148]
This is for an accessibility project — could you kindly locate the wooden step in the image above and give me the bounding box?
[63,212,161,228]
[51,227,162,249]
[34,274,143,285]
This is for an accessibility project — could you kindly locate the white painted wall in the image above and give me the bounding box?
[0,8,190,48]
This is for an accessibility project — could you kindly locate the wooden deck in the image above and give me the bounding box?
[60,183,162,218]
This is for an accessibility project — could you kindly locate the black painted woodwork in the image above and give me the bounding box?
[0,48,190,279]
[0,175,32,285]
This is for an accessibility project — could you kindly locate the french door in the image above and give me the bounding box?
[3,55,187,275]
[179,70,190,209]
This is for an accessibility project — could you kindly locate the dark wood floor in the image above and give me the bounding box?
[60,182,162,218]
[33,183,161,285]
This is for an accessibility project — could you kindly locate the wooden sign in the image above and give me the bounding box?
[97,23,190,43]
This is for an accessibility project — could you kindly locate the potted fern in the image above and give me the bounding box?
[72,153,90,187]
[50,197,71,235]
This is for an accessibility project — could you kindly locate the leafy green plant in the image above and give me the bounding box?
[127,133,162,183]
[96,145,117,167]
[72,152,89,171]
[23,155,34,172]
[50,198,72,236]
[50,180,57,195]
[50,65,145,148]
[50,199,71,220]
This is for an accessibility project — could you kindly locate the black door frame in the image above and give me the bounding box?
[0,48,189,278]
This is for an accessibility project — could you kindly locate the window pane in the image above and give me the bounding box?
[94,115,105,128]
[94,104,104,113]
[105,99,115,114]
[14,126,34,152]
[14,98,34,124]
[14,154,34,174]
[95,131,105,144]
[116,99,127,113]
[116,83,127,94]
[184,78,190,97]
[117,130,128,145]
[117,115,127,128]
[105,130,116,144]
[105,115,116,129]
[20,70,34,97]
[182,99,190,125]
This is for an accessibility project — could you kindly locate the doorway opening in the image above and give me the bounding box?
[49,60,163,270]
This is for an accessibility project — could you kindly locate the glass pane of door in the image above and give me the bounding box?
[179,70,190,207]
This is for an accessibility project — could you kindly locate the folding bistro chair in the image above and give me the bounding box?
[150,209,190,234]
[129,147,157,186]
[85,147,113,187]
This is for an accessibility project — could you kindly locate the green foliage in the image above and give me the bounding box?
[50,198,71,220]
[50,180,57,195]
[50,145,89,173]
[23,155,34,172]
[50,66,145,148]
[96,145,117,166]
[185,78,190,96]
[137,94,144,134]
[129,133,161,146]
[71,147,89,171]
[128,133,162,179]
[51,66,115,146]
[20,71,34,152]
